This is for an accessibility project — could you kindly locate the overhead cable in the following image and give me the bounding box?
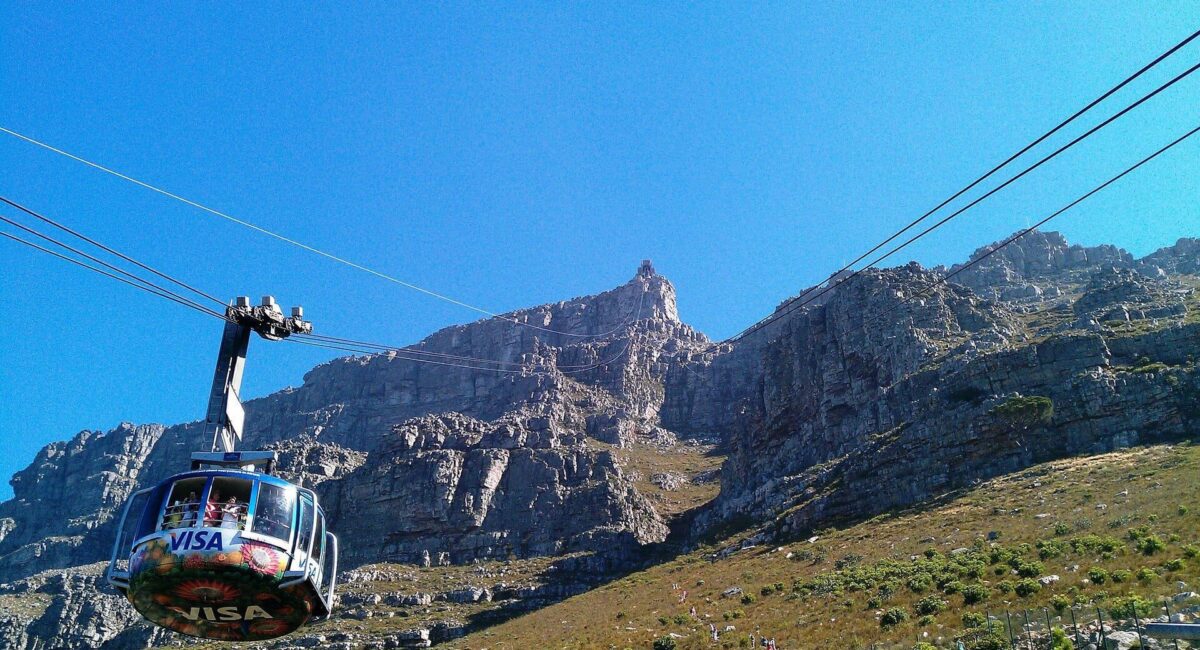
[0,213,227,320]
[0,229,229,321]
[0,126,636,340]
[876,120,1200,326]
[762,28,1200,328]
[725,56,1200,345]
[0,195,227,307]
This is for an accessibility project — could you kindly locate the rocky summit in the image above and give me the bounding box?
[2,232,1198,648]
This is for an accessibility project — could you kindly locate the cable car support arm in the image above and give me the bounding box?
[204,296,311,455]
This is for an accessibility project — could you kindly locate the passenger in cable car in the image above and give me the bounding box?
[165,498,183,529]
[204,488,223,526]
[221,496,241,528]
[182,491,199,527]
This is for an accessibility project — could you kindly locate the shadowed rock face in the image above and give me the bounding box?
[0,270,707,586]
[664,233,1199,540]
[2,231,1199,648]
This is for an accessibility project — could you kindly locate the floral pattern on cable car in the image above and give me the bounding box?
[117,472,331,642]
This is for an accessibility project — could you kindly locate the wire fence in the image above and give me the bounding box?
[863,600,1200,650]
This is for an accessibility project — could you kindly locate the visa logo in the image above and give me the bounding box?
[169,530,224,552]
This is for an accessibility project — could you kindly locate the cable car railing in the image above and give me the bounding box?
[160,500,250,530]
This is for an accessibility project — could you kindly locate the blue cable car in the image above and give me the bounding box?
[106,452,338,641]
[105,296,337,641]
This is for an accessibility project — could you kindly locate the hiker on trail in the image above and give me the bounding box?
[709,623,718,641]
[689,605,697,618]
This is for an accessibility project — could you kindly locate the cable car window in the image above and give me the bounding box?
[294,493,314,569]
[135,482,171,538]
[252,482,295,542]
[160,477,206,530]
[113,489,151,572]
[313,510,325,569]
[320,530,335,596]
[205,477,252,529]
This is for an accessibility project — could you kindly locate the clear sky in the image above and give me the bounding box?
[1,3,1198,501]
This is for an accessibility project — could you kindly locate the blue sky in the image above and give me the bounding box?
[1,3,1198,501]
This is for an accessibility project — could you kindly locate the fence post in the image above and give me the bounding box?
[1044,607,1053,647]
[1006,610,1017,650]
[1070,606,1080,647]
[1097,607,1107,649]
[1023,609,1034,650]
[1163,600,1183,650]
[1132,608,1145,649]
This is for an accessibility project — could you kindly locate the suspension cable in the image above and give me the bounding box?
[0,127,638,340]
[725,56,1200,346]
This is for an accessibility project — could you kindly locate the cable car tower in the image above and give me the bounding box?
[106,297,339,642]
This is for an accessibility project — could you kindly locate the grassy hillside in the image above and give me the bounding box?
[451,442,1200,649]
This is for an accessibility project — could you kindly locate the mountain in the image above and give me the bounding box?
[1,233,1197,649]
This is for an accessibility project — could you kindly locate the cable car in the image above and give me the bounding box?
[105,295,337,641]
[106,451,338,641]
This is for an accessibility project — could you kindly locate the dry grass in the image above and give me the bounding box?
[450,443,1200,649]
[600,440,724,519]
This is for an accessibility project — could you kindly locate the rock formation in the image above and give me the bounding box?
[2,232,1198,648]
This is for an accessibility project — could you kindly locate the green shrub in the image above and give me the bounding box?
[1108,595,1153,619]
[1014,578,1042,597]
[658,616,670,626]
[1054,522,1071,536]
[1039,539,1068,559]
[881,607,909,628]
[1049,627,1075,650]
[962,611,987,628]
[956,622,1008,650]
[672,614,690,625]
[1110,570,1131,583]
[1138,535,1167,555]
[1183,545,1200,558]
[996,580,1014,594]
[918,614,935,626]
[943,580,965,595]
[1165,558,1185,571]
[1179,505,1190,516]
[653,636,677,650]
[835,554,864,570]
[990,395,1054,425]
[962,584,989,605]
[1131,362,1169,374]
[907,574,933,594]
[1071,534,1123,554]
[1050,594,1071,612]
[914,643,937,650]
[1087,567,1108,584]
[740,593,756,605]
[915,596,947,616]
[1017,560,1045,577]
[1136,568,1157,582]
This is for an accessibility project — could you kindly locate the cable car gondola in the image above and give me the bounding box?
[105,296,338,641]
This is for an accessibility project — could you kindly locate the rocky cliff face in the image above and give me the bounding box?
[2,233,1198,649]
[675,232,1199,540]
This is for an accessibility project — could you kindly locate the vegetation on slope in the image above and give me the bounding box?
[454,443,1200,649]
